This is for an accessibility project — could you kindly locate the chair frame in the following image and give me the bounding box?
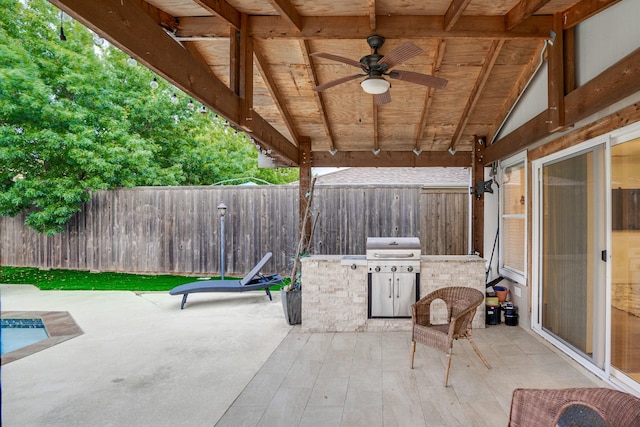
[410,286,491,386]
[508,387,640,426]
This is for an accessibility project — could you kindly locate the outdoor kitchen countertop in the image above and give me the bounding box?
[302,254,485,266]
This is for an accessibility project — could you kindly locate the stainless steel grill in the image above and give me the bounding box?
[367,237,421,318]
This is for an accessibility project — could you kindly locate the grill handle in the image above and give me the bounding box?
[373,253,415,258]
[388,278,392,298]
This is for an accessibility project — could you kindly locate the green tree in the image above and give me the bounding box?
[0,0,298,234]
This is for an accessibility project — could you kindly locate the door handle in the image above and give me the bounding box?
[388,278,392,298]
[396,277,400,298]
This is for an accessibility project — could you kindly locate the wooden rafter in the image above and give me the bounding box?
[506,0,552,31]
[449,40,504,152]
[444,0,473,31]
[254,48,300,143]
[192,0,241,30]
[301,40,336,151]
[267,0,303,31]
[415,39,446,151]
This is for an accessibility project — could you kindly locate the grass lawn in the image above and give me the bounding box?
[0,267,288,292]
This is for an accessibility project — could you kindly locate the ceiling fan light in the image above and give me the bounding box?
[360,77,390,95]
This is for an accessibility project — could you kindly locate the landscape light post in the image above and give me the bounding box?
[217,202,227,279]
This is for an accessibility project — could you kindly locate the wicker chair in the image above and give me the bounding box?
[410,286,490,386]
[508,388,640,426]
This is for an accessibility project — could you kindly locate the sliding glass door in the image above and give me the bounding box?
[610,136,640,384]
[537,145,606,367]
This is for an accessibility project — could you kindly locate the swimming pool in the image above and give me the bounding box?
[1,319,49,355]
[1,311,84,364]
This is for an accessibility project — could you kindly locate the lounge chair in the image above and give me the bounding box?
[169,252,283,309]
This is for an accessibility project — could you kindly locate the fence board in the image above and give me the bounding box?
[0,185,467,275]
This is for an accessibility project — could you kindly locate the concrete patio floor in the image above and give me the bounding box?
[1,284,608,426]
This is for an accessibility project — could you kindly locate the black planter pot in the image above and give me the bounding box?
[281,288,302,325]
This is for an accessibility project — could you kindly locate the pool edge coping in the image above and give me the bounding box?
[1,311,84,365]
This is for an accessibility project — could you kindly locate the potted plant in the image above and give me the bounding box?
[281,178,317,325]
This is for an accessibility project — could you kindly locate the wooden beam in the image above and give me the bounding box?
[239,13,253,127]
[249,111,299,164]
[472,136,486,257]
[267,0,303,31]
[247,15,553,40]
[487,41,546,144]
[506,0,552,31]
[302,40,336,151]
[449,40,504,151]
[192,0,241,30]
[298,138,312,242]
[415,39,446,150]
[311,150,472,167]
[485,47,640,164]
[50,0,240,121]
[175,16,230,39]
[368,0,376,31]
[564,27,576,94]
[48,0,298,166]
[444,0,473,31]
[564,46,640,125]
[254,47,300,143]
[562,0,622,29]
[528,102,640,161]
[547,13,565,132]
[229,29,240,94]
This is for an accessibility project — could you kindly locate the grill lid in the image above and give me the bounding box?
[366,237,421,262]
[366,237,420,251]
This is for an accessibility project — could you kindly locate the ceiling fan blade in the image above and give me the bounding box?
[378,42,423,69]
[388,70,448,89]
[313,74,364,92]
[310,52,364,68]
[374,91,391,105]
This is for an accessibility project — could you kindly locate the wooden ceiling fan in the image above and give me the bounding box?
[311,35,448,105]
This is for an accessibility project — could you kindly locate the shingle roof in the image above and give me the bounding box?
[313,167,469,186]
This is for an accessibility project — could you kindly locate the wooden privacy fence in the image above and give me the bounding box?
[0,185,468,275]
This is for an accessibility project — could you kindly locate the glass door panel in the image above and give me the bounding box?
[611,137,640,382]
[540,148,605,362]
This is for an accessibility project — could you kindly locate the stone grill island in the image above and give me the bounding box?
[300,255,486,332]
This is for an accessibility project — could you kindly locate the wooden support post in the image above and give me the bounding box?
[472,136,486,257]
[298,137,312,241]
[547,12,566,132]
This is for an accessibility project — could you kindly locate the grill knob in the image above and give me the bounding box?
[407,266,413,272]
[391,266,397,272]
[374,266,381,272]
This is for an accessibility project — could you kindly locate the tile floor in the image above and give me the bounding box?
[216,324,608,427]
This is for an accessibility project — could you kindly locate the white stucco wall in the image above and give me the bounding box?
[496,0,639,140]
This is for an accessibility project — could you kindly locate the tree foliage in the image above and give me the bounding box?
[0,0,298,234]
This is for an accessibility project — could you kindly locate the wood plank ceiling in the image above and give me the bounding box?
[49,0,621,168]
